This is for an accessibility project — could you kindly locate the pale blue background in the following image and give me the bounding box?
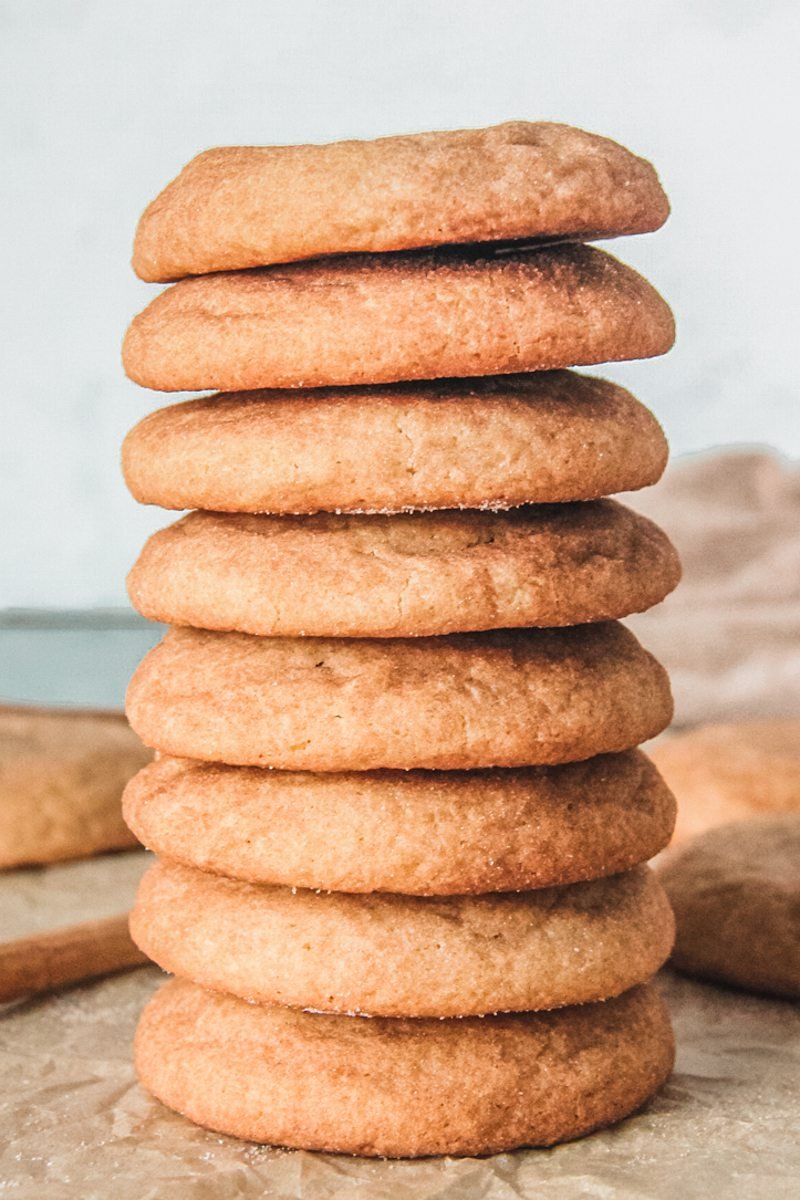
[2,0,799,608]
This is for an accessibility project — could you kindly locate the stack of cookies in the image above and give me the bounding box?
[120,122,680,1158]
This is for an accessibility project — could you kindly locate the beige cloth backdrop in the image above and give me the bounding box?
[626,449,800,725]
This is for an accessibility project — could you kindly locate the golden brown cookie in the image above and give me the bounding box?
[133,121,669,281]
[122,372,669,515]
[131,860,674,1017]
[135,978,674,1155]
[0,705,149,868]
[122,244,674,392]
[127,501,680,639]
[658,814,800,999]
[126,623,672,771]
[650,719,800,845]
[123,750,675,895]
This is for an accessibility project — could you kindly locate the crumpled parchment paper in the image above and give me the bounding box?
[2,450,799,1198]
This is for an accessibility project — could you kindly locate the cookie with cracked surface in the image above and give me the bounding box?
[127,501,680,638]
[135,978,674,1155]
[122,244,674,392]
[133,121,669,281]
[659,814,800,999]
[123,750,676,895]
[122,372,669,515]
[650,719,800,845]
[131,860,674,1017]
[0,705,149,868]
[125,622,673,771]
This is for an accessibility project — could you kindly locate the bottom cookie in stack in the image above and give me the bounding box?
[136,978,674,1157]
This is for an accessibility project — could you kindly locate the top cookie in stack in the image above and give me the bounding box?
[131,121,669,278]
[122,121,679,1158]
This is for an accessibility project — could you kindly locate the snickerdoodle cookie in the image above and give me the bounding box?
[122,244,674,392]
[659,814,800,999]
[131,860,673,1016]
[122,372,668,515]
[650,719,800,845]
[133,121,668,281]
[0,705,148,867]
[135,978,674,1155]
[127,501,680,638]
[125,623,672,771]
[123,750,675,894]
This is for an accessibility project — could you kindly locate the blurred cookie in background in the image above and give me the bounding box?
[658,813,800,1000]
[0,705,149,868]
[650,718,800,845]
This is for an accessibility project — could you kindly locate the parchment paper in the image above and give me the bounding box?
[2,450,799,1198]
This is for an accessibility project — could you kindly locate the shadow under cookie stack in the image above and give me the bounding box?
[121,122,681,1158]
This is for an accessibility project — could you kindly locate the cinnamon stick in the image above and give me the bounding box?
[0,914,150,1003]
